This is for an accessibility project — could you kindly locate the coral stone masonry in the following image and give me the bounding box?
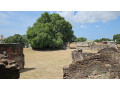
[0,44,24,69]
[63,47,120,79]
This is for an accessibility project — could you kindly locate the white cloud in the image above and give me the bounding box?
[80,25,87,28]
[57,11,120,24]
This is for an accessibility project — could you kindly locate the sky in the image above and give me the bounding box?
[0,11,120,40]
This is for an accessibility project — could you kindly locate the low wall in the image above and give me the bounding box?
[63,52,120,79]
[76,46,91,50]
[0,44,24,69]
[0,59,20,79]
[77,45,108,51]
[91,44,108,51]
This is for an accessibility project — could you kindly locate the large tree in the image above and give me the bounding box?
[75,37,87,42]
[113,34,120,44]
[26,12,75,49]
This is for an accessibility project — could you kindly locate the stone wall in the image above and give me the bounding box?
[63,48,120,79]
[76,44,118,51]
[76,46,91,50]
[76,45,108,51]
[91,44,108,51]
[0,44,24,69]
[0,59,20,79]
[72,49,95,61]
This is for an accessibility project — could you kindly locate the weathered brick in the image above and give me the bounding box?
[0,44,24,69]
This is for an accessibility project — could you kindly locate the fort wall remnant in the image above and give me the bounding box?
[63,47,120,79]
[0,44,24,69]
[0,52,20,79]
[0,59,20,79]
[73,42,118,51]
[91,44,108,51]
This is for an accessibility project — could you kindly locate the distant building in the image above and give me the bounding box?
[0,35,4,40]
[0,35,4,44]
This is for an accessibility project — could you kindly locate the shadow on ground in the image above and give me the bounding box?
[20,68,36,73]
[32,47,68,51]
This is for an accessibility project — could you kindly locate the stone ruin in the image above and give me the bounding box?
[63,47,120,79]
[0,44,24,79]
[76,42,118,51]
[0,52,19,79]
[0,44,24,69]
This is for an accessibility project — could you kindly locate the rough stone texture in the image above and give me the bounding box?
[63,48,120,79]
[77,42,90,47]
[71,42,118,51]
[91,44,108,51]
[0,44,24,69]
[76,46,91,50]
[98,47,119,53]
[0,54,20,79]
[72,49,95,61]
[77,44,116,51]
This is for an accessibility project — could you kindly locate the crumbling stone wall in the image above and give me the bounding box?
[98,47,119,53]
[0,54,20,79]
[76,46,91,50]
[72,49,95,61]
[74,43,118,51]
[0,44,24,69]
[91,44,108,51]
[77,44,113,51]
[63,47,120,79]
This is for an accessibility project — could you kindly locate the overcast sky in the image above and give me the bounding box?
[0,11,120,40]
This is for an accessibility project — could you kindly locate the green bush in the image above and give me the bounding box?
[75,37,87,42]
[113,34,120,44]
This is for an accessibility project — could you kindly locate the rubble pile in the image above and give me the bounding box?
[0,44,24,69]
[0,53,20,79]
[63,47,120,79]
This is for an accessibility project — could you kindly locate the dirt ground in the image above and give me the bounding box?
[20,48,97,79]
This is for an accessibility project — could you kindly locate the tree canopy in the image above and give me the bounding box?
[113,34,120,44]
[94,38,112,43]
[26,12,75,49]
[4,34,28,46]
[75,37,87,42]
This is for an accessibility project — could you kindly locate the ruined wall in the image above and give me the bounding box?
[74,43,118,51]
[72,49,95,61]
[76,45,109,51]
[91,44,108,51]
[63,47,120,79]
[0,59,20,79]
[76,46,91,50]
[63,52,120,79]
[0,44,24,69]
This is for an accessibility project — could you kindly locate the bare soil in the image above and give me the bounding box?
[20,48,97,79]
